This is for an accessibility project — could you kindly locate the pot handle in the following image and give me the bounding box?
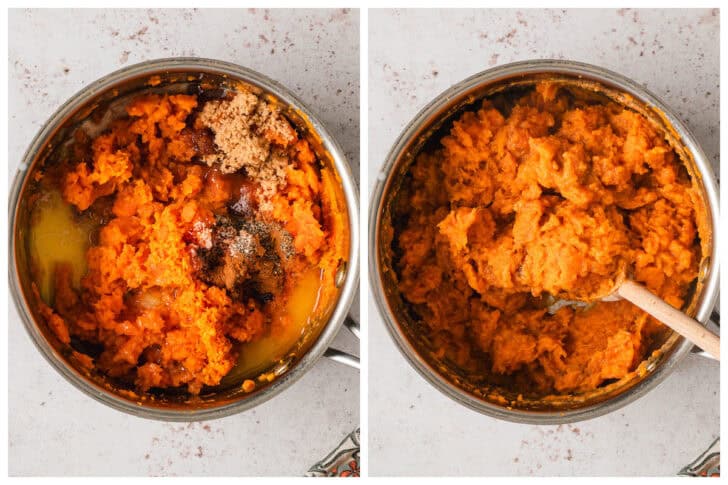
[691,310,720,360]
[323,315,360,369]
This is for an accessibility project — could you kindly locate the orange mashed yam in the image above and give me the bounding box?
[395,83,703,394]
[37,92,342,394]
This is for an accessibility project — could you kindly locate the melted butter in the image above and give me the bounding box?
[29,190,95,303]
[28,190,330,387]
[228,267,325,380]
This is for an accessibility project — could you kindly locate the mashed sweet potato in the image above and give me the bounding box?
[33,90,345,395]
[394,82,703,394]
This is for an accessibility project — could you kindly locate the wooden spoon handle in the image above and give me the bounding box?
[617,279,720,360]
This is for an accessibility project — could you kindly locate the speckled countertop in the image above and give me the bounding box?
[9,8,359,476]
[368,8,719,476]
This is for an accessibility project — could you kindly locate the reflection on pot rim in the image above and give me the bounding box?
[369,59,719,424]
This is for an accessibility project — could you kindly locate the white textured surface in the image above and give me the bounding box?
[9,8,359,477]
[368,8,719,476]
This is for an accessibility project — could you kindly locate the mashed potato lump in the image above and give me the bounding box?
[30,89,347,395]
[394,82,704,394]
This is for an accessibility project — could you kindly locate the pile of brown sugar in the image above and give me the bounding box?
[197,90,297,211]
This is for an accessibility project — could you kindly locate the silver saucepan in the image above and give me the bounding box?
[10,58,360,421]
[370,60,718,424]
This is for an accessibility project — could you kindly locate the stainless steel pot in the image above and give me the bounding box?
[10,58,360,421]
[369,60,719,424]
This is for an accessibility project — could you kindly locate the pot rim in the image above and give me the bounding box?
[369,59,719,424]
[9,57,360,421]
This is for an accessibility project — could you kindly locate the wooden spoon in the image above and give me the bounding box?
[551,264,720,360]
[611,279,720,360]
[582,261,720,360]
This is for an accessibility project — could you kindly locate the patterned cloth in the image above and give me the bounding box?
[678,438,720,477]
[306,428,360,477]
